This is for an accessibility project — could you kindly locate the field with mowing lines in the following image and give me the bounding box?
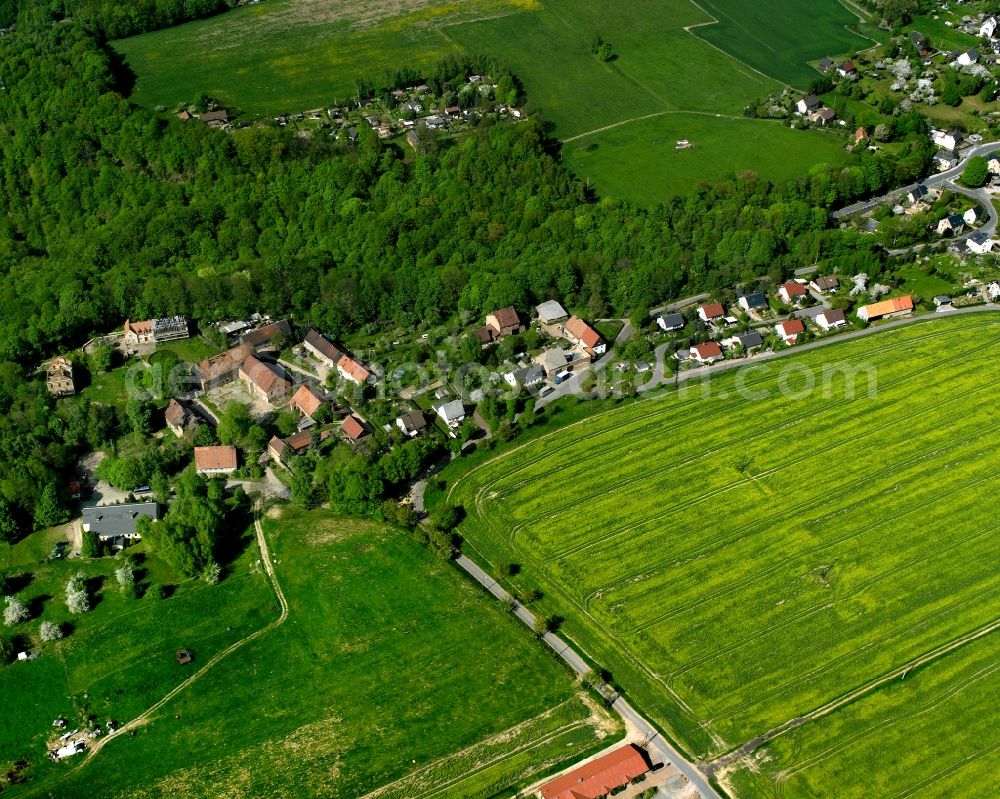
[39,511,618,799]
[692,0,872,89]
[114,0,853,200]
[561,113,847,205]
[445,313,1000,796]
[727,631,1000,798]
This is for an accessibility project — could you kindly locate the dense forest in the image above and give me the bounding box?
[0,2,934,533]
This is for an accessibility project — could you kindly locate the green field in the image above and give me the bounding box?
[113,0,856,200]
[444,313,1000,797]
[692,0,872,88]
[727,631,1000,798]
[113,0,532,114]
[36,511,618,798]
[561,113,847,205]
[0,525,274,791]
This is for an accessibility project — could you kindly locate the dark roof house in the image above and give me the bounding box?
[82,502,159,544]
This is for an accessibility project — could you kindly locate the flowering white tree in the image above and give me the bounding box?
[40,620,63,641]
[115,563,133,586]
[3,595,29,626]
[115,562,137,599]
[202,560,221,585]
[66,572,90,614]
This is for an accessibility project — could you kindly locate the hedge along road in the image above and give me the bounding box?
[454,555,722,799]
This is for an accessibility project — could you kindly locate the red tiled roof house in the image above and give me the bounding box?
[194,445,238,476]
[538,744,650,799]
[564,316,606,356]
[690,341,724,364]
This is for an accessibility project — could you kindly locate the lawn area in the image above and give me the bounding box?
[894,263,959,299]
[0,526,272,792]
[443,312,1000,796]
[692,0,873,89]
[153,337,221,363]
[561,113,847,203]
[76,361,141,408]
[113,0,858,204]
[39,510,619,799]
[906,14,980,55]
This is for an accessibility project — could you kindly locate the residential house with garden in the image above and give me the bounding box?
[194,445,238,476]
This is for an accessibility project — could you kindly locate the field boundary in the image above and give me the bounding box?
[683,0,796,89]
[707,613,1000,781]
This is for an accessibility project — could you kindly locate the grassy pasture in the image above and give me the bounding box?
[113,0,854,201]
[446,0,780,137]
[114,0,533,114]
[691,0,873,89]
[444,313,1000,795]
[39,511,618,799]
[561,113,847,205]
[0,530,272,792]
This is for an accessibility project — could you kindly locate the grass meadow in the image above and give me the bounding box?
[444,313,1000,796]
[36,510,618,799]
[561,113,847,205]
[0,525,273,792]
[692,0,873,89]
[113,0,857,200]
[113,0,534,115]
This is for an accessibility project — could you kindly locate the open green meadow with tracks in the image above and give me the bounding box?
[112,0,864,202]
[34,511,617,799]
[690,0,872,89]
[444,313,1000,797]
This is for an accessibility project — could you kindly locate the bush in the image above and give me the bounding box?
[146,583,167,601]
[39,620,63,641]
[81,530,101,558]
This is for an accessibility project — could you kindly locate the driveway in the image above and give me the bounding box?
[536,320,633,408]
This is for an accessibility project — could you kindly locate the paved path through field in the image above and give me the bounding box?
[455,554,722,799]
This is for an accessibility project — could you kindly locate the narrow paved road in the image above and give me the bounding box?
[636,303,996,394]
[536,320,633,409]
[649,292,711,318]
[454,555,722,799]
[833,139,1000,220]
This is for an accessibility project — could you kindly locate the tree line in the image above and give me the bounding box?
[0,6,936,533]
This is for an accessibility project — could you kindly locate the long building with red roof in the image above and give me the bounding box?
[538,744,650,799]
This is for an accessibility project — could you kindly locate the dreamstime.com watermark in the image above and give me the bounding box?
[117,353,878,408]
